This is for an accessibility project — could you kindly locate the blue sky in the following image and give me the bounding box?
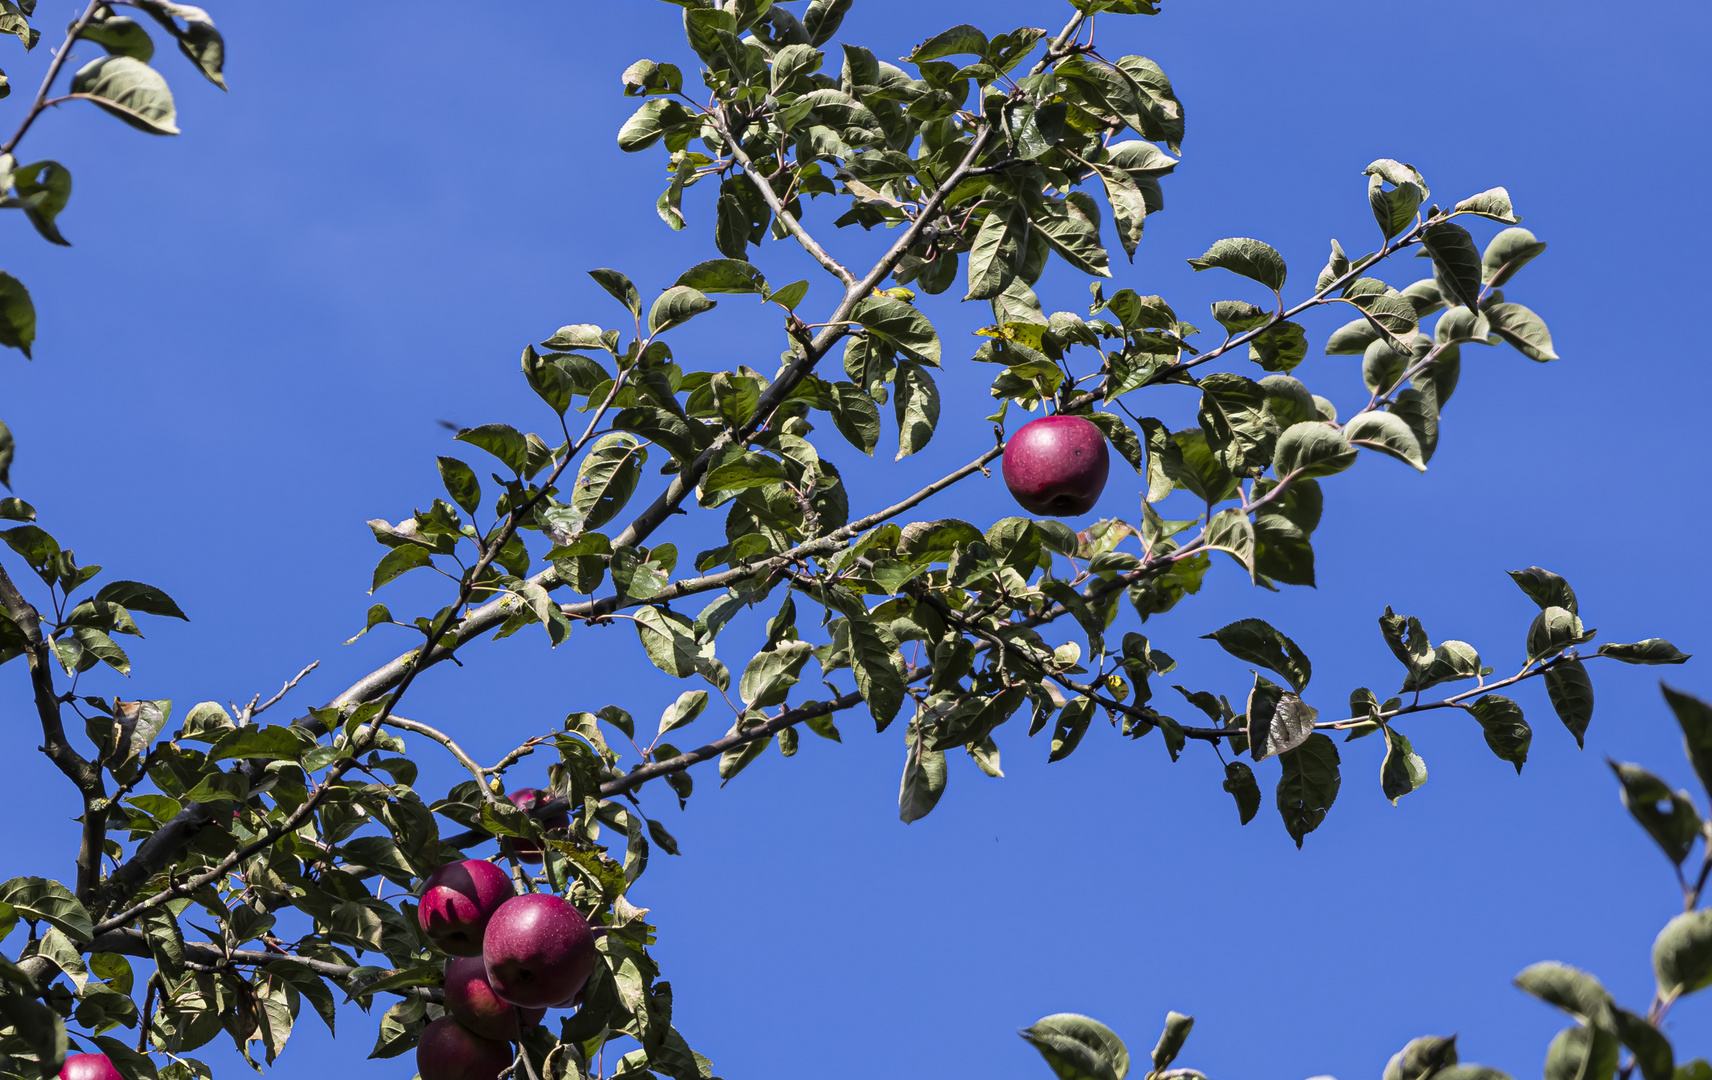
[1,1,1708,1077]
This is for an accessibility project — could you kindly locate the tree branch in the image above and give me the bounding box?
[727,131,855,286]
[101,378,637,925]
[1,0,103,157]
[0,561,107,902]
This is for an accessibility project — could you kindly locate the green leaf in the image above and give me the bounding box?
[803,0,852,46]
[1482,227,1547,286]
[1222,762,1260,824]
[1598,639,1691,665]
[1515,962,1617,1031]
[739,640,813,708]
[345,961,443,1003]
[571,433,646,530]
[1469,694,1530,774]
[1050,695,1096,763]
[84,14,156,61]
[966,204,1024,301]
[825,380,880,456]
[1275,733,1340,848]
[1404,639,1482,694]
[1248,321,1307,374]
[0,877,92,942]
[658,690,708,736]
[893,361,939,460]
[848,612,907,730]
[633,606,727,689]
[207,725,308,764]
[907,23,987,62]
[648,285,716,335]
[1485,302,1558,361]
[1420,221,1483,311]
[1324,315,1379,356]
[181,700,235,742]
[1614,1007,1675,1080]
[455,423,527,475]
[1508,566,1578,614]
[588,268,642,317]
[1081,412,1145,474]
[621,58,682,97]
[370,544,431,592]
[852,295,941,364]
[1380,725,1428,804]
[674,258,767,295]
[1383,1035,1458,1080]
[0,992,65,1079]
[69,55,178,134]
[1345,411,1426,472]
[13,160,71,245]
[1656,908,1712,1000]
[1019,1013,1129,1080]
[1367,169,1423,239]
[616,97,692,153]
[1202,618,1310,691]
[1149,1013,1193,1075]
[898,739,947,824]
[1211,300,1269,333]
[1453,187,1519,223]
[1663,684,1712,799]
[1544,659,1595,749]
[1186,237,1286,292]
[1528,606,1594,662]
[1273,422,1357,480]
[1609,760,1703,866]
[0,272,36,358]
[435,457,481,514]
[1034,192,1112,278]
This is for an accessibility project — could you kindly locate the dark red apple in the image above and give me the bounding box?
[482,893,597,1009]
[505,788,569,863]
[415,1016,514,1080]
[59,1055,123,1080]
[1001,415,1110,516]
[444,955,546,1042]
[417,858,515,957]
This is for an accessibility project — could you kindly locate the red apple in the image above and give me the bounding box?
[482,893,597,1009]
[505,788,569,863]
[444,955,546,1042]
[1001,415,1110,516]
[417,859,515,957]
[415,1016,514,1080]
[59,1055,123,1080]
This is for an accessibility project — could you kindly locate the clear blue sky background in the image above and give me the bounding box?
[1,1,1708,1077]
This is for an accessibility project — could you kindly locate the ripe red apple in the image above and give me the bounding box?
[59,1054,122,1080]
[482,893,597,1009]
[444,955,546,1042]
[505,788,569,863]
[1001,415,1110,516]
[417,858,515,957]
[415,1016,514,1080]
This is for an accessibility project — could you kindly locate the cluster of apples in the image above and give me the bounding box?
[414,790,590,1080]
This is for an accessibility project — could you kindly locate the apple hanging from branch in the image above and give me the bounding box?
[1002,415,1111,516]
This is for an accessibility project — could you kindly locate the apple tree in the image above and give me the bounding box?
[0,1,1705,1079]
